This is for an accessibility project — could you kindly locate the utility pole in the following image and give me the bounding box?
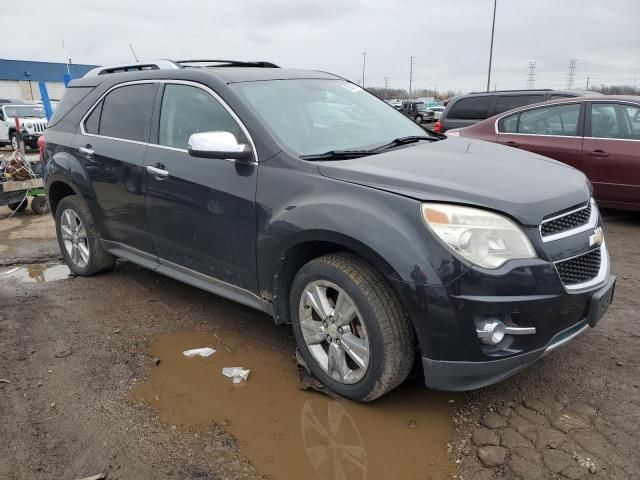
[384,76,390,98]
[567,58,577,89]
[61,39,71,75]
[526,61,536,89]
[409,56,415,99]
[585,76,590,90]
[486,0,497,92]
[434,84,437,100]
[361,52,367,88]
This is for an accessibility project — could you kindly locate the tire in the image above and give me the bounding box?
[8,198,28,212]
[31,196,50,215]
[10,132,19,151]
[415,115,423,124]
[55,195,115,276]
[290,253,415,401]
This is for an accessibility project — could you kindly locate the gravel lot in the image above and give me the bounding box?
[0,205,638,480]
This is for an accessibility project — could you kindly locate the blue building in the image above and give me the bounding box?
[0,59,98,101]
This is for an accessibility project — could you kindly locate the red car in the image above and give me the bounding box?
[449,96,640,211]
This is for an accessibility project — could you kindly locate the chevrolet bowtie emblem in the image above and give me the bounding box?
[589,227,604,248]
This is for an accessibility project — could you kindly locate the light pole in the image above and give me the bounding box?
[486,0,497,92]
[361,52,367,88]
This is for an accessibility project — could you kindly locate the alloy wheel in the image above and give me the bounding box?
[60,208,90,269]
[298,280,370,384]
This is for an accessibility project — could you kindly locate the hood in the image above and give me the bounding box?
[317,137,590,225]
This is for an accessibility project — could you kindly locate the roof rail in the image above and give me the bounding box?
[177,59,280,68]
[469,88,553,94]
[84,60,180,77]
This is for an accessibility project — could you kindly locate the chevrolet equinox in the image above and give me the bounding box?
[43,60,615,401]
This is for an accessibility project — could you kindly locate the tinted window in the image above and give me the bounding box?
[516,104,580,136]
[84,100,102,135]
[158,84,241,149]
[448,96,491,120]
[494,95,545,115]
[49,86,94,126]
[590,103,640,140]
[99,84,156,142]
[550,94,575,100]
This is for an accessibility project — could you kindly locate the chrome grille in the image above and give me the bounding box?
[555,248,601,286]
[541,201,592,238]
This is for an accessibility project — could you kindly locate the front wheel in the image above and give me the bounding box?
[290,253,415,401]
[415,115,423,124]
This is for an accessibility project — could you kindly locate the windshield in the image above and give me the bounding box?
[231,79,427,156]
[2,105,46,118]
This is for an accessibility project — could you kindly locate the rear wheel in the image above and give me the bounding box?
[290,253,415,401]
[10,132,19,151]
[415,115,423,124]
[55,195,115,276]
[8,198,28,212]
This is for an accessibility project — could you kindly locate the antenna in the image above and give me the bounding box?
[526,61,536,89]
[567,58,577,89]
[129,43,140,63]
[61,39,71,75]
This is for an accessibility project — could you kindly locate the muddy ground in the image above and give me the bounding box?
[0,205,639,480]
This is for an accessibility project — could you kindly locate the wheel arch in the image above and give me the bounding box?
[47,178,80,216]
[266,231,402,325]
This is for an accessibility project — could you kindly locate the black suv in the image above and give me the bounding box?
[43,60,615,400]
[435,89,602,133]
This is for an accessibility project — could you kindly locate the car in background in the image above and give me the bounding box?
[400,100,434,123]
[449,96,640,211]
[429,105,445,120]
[0,102,48,150]
[434,89,601,133]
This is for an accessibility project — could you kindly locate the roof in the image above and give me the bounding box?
[205,67,339,83]
[0,59,98,82]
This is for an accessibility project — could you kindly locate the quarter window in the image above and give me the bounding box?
[498,104,580,136]
[590,103,640,140]
[448,96,491,120]
[89,83,156,142]
[158,84,241,149]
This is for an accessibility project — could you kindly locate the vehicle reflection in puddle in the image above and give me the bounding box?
[131,331,456,480]
[2,263,71,282]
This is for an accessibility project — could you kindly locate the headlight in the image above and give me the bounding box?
[421,203,536,269]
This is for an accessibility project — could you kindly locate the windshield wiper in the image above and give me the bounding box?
[374,135,438,151]
[300,150,378,161]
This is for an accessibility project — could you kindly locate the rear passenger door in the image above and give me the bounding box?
[582,102,640,207]
[75,82,158,257]
[496,102,584,170]
[143,82,259,292]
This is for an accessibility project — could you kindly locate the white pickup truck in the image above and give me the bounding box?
[0,103,48,150]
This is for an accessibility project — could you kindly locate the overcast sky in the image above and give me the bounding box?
[3,0,639,92]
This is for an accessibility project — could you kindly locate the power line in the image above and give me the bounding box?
[526,61,536,89]
[567,58,578,89]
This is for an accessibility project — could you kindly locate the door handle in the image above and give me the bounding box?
[146,164,169,179]
[504,141,520,148]
[586,150,609,157]
[79,145,94,158]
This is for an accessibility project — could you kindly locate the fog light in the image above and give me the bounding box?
[476,319,506,345]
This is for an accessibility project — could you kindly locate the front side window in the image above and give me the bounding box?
[231,79,426,156]
[590,103,640,140]
[448,96,491,120]
[158,84,241,149]
[94,83,156,142]
[500,103,580,136]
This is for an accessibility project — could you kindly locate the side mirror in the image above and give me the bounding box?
[187,131,253,161]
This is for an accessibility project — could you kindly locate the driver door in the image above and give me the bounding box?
[144,82,259,292]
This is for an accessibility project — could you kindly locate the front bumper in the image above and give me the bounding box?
[391,256,615,391]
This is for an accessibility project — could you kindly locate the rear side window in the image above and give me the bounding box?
[590,103,640,140]
[498,103,580,136]
[494,95,545,115]
[448,96,491,120]
[48,86,94,126]
[158,84,240,149]
[91,83,157,142]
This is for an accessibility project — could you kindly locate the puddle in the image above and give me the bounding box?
[131,331,456,480]
[2,263,71,283]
